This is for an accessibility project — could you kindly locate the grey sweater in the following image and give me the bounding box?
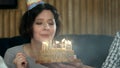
[4,45,47,68]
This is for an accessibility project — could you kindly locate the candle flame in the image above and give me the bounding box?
[55,41,60,44]
[62,38,66,42]
[67,40,71,45]
[42,41,48,45]
[41,38,72,50]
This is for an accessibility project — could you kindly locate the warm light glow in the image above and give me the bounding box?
[42,41,48,45]
[62,38,65,43]
[67,40,71,45]
[42,41,49,50]
[55,41,60,44]
[66,40,72,50]
[41,38,72,50]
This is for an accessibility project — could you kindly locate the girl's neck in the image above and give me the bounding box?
[24,39,42,61]
[30,39,42,50]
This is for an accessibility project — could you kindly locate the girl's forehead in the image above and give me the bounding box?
[36,10,54,19]
[39,10,53,16]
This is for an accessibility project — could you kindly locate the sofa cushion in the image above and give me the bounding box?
[0,38,10,57]
[0,36,30,57]
[9,36,30,47]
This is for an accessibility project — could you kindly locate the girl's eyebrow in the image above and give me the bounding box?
[36,18,51,19]
[35,19,43,21]
[36,18,54,21]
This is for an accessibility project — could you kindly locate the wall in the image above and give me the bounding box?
[0,0,120,38]
[45,0,120,35]
[0,0,27,37]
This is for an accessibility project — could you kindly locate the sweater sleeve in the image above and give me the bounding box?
[4,48,16,68]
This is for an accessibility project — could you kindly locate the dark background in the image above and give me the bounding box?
[0,0,17,9]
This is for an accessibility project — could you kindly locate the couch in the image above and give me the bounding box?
[0,34,114,68]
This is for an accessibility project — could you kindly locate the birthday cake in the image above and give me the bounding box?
[37,39,76,63]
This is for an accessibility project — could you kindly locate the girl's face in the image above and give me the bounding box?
[32,10,56,42]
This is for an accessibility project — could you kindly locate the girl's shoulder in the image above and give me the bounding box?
[8,44,23,50]
[5,44,25,55]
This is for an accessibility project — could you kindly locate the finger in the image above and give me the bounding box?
[16,53,26,60]
[14,56,26,63]
[16,53,25,57]
[13,53,27,65]
[14,57,28,68]
[21,60,28,67]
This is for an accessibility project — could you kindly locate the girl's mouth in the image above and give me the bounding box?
[40,34,50,38]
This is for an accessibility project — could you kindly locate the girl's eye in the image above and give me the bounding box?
[35,22,42,25]
[48,22,54,25]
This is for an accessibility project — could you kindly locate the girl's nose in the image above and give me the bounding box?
[43,23,50,29]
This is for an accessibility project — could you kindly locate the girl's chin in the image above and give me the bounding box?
[40,37,53,41]
[40,38,52,42]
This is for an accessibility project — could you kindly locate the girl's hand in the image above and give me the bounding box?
[13,53,28,68]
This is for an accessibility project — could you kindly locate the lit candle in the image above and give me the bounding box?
[55,41,61,48]
[66,40,72,50]
[42,41,48,50]
[61,38,66,49]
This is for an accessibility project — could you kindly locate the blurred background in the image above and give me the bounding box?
[0,0,120,38]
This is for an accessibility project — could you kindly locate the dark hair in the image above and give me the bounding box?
[19,3,61,39]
